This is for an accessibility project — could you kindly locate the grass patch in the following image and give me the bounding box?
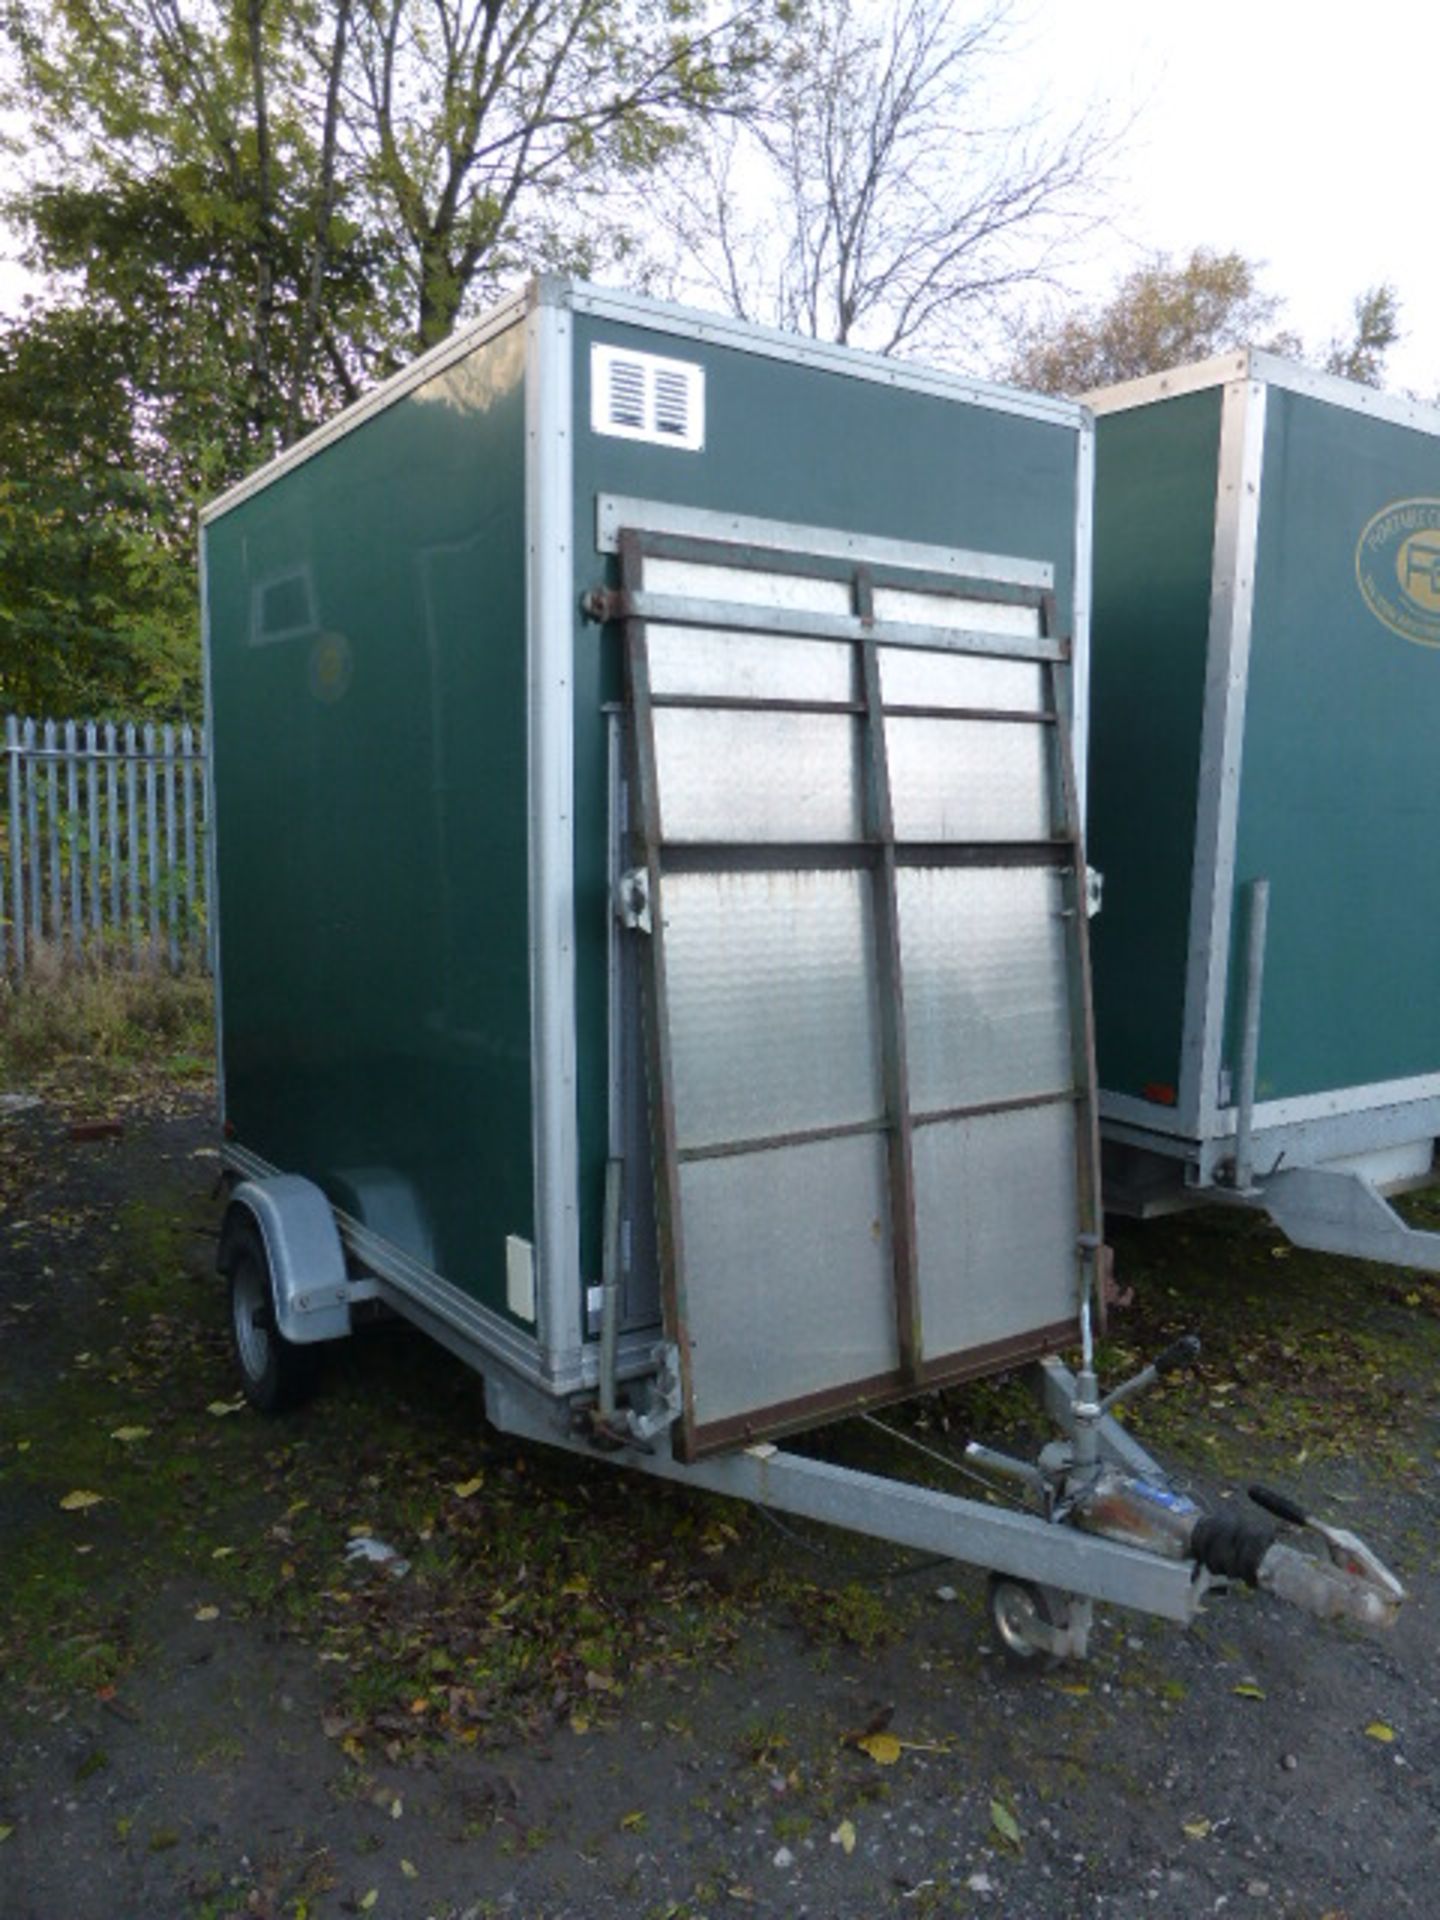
[1095,1205,1440,1479]
[0,946,213,1095]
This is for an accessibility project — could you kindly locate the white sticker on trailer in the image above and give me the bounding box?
[506,1234,536,1322]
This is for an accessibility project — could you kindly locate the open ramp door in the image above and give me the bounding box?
[609,516,1099,1460]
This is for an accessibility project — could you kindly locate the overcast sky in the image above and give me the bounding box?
[1026,0,1436,393]
[1,0,1433,394]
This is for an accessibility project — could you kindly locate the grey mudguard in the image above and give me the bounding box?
[226,1175,352,1344]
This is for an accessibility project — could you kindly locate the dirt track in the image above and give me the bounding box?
[2,1084,1437,1919]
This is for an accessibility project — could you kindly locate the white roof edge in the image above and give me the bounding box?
[1085,347,1440,437]
[200,282,537,525]
[202,272,1087,528]
[1082,352,1253,414]
[557,277,1086,429]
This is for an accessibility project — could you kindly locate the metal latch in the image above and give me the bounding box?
[627,1342,683,1443]
[1057,869,1103,923]
[616,867,652,934]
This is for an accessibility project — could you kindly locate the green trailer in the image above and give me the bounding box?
[1088,351,1440,1269]
[200,286,1403,1657]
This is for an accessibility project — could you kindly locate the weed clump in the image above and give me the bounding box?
[0,945,213,1091]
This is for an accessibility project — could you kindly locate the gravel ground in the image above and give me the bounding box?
[1,1082,1437,1920]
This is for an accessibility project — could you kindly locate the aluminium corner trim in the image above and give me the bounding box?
[197,536,226,1122]
[1082,353,1254,416]
[1242,351,1440,436]
[1085,347,1440,439]
[1177,378,1268,1141]
[200,286,534,525]
[1104,1073,1440,1166]
[524,295,584,1368]
[595,495,1054,590]
[1099,1090,1198,1140]
[1212,1069,1440,1138]
[1071,415,1095,823]
[564,282,1084,431]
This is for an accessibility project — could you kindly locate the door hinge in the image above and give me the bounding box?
[616,867,652,934]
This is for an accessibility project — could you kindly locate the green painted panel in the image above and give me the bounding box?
[568,314,1083,1283]
[205,324,534,1317]
[1230,388,1440,1100]
[1087,390,1223,1106]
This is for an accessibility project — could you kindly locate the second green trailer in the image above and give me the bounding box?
[1087,351,1440,1262]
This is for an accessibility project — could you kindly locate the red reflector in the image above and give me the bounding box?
[1142,1082,1178,1107]
[223,1117,236,1138]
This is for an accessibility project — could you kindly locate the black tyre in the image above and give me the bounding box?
[226,1220,319,1415]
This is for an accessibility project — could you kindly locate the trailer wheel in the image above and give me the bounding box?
[227,1220,318,1415]
[987,1574,1062,1668]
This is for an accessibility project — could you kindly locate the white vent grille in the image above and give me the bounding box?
[591,343,705,451]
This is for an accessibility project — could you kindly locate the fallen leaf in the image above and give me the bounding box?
[570,1713,591,1735]
[620,1811,646,1833]
[400,1861,418,1881]
[341,1735,365,1760]
[452,1475,485,1500]
[194,1605,219,1622]
[60,1490,104,1512]
[990,1799,1022,1847]
[1182,1818,1211,1840]
[14,1440,31,1453]
[1365,1721,1396,1743]
[322,1713,355,1741]
[1057,1681,1090,1698]
[831,1819,857,1855]
[846,1705,895,1741]
[110,1427,150,1444]
[206,1399,245,1417]
[211,1546,236,1561]
[855,1732,901,1765]
[389,1797,403,1820]
[1233,1683,1266,1701]
[359,1892,378,1913]
[0,1825,12,1843]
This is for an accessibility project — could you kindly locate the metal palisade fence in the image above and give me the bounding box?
[1,715,210,977]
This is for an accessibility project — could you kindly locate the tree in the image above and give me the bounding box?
[2,0,772,451]
[643,0,1116,361]
[347,0,768,351]
[1006,248,1298,396]
[0,305,196,716]
[0,0,773,716]
[1008,248,1401,397]
[1323,284,1400,388]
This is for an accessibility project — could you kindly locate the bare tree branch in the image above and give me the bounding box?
[645,0,1119,366]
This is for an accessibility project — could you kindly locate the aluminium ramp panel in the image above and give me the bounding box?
[614,523,1100,1458]
[565,288,1092,1323]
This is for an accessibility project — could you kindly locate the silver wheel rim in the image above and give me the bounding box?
[991,1581,1043,1661]
[233,1257,272,1384]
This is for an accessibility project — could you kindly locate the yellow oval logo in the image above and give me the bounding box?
[1357,498,1440,647]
